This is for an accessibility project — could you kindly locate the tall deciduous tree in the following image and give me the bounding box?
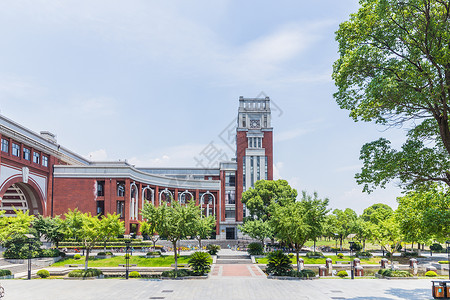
[238,219,273,247]
[333,0,450,191]
[329,208,357,250]
[0,209,34,243]
[32,215,65,248]
[368,215,402,269]
[241,179,297,221]
[192,215,215,250]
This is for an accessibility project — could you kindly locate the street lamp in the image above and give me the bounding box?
[24,234,34,280]
[349,241,355,280]
[124,234,131,280]
[446,241,450,280]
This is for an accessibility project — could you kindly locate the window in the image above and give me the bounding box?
[258,137,261,148]
[225,172,235,187]
[117,201,124,218]
[117,181,125,197]
[1,139,9,153]
[250,156,254,187]
[23,148,31,160]
[242,115,246,128]
[243,156,246,188]
[12,143,20,157]
[33,152,40,164]
[265,156,268,180]
[225,207,235,219]
[257,157,260,181]
[42,155,49,167]
[96,201,104,216]
[225,190,235,204]
[97,181,105,197]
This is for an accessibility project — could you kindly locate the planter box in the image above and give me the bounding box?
[267,275,316,280]
[161,275,208,280]
[375,273,418,280]
[0,275,14,279]
[64,275,104,280]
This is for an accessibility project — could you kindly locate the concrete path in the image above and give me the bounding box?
[210,264,266,277]
[0,278,436,300]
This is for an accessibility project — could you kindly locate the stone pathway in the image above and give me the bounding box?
[210,264,266,277]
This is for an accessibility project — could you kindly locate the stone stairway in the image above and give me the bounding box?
[0,258,29,275]
[215,254,252,264]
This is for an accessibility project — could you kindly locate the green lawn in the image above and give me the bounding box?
[51,255,193,267]
[256,255,380,265]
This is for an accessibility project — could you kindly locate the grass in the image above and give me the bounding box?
[256,255,381,265]
[51,255,193,267]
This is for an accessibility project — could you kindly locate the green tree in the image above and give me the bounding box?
[63,209,123,271]
[0,209,34,243]
[238,219,273,248]
[140,202,163,251]
[192,215,216,249]
[333,0,450,192]
[361,203,393,225]
[155,202,199,271]
[300,191,330,252]
[241,179,297,221]
[98,213,124,252]
[350,217,372,251]
[368,215,402,268]
[32,215,65,248]
[330,208,357,250]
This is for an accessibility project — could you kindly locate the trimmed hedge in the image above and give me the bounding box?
[0,270,12,277]
[356,251,373,258]
[73,254,82,260]
[306,251,324,258]
[378,269,412,277]
[337,270,348,278]
[97,252,113,256]
[161,269,194,278]
[37,270,50,278]
[146,251,161,256]
[290,269,316,278]
[425,271,438,277]
[68,268,103,278]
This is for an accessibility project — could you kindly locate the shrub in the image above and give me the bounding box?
[97,251,113,256]
[337,270,348,278]
[378,269,412,277]
[129,271,141,278]
[161,269,192,278]
[356,251,372,258]
[188,252,211,275]
[68,268,102,278]
[425,270,438,277]
[37,270,50,278]
[206,244,221,255]
[337,253,344,259]
[439,261,449,264]
[124,254,131,259]
[306,251,324,258]
[290,269,316,278]
[41,249,63,258]
[2,234,42,259]
[73,254,82,260]
[247,242,264,256]
[0,270,12,277]
[401,251,418,257]
[350,242,362,252]
[266,250,292,276]
[146,251,161,256]
[430,243,443,252]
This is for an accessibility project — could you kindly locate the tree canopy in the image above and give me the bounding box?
[333,0,450,191]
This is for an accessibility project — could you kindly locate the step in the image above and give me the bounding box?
[216,259,252,264]
[217,255,251,260]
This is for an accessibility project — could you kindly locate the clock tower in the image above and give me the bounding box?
[235,96,273,220]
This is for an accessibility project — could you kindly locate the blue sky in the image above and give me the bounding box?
[0,0,405,213]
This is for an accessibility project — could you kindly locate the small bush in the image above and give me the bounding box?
[73,254,82,260]
[337,270,348,278]
[378,269,412,277]
[337,253,344,259]
[247,242,264,256]
[97,251,113,256]
[439,261,449,264]
[0,270,12,277]
[124,254,131,259]
[425,270,438,277]
[266,250,292,276]
[306,251,324,258]
[290,269,316,278]
[356,251,372,258]
[206,244,220,256]
[146,251,161,256]
[37,269,50,278]
[161,269,192,278]
[430,243,443,252]
[68,268,102,278]
[350,242,362,252]
[188,252,211,275]
[41,249,63,258]
[129,271,141,278]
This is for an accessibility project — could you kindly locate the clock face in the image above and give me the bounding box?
[250,119,260,128]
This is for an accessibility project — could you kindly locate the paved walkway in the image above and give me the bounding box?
[210,264,266,277]
[0,278,436,300]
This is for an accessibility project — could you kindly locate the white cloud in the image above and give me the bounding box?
[273,162,284,180]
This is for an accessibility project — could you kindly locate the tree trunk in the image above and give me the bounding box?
[173,240,178,272]
[363,240,366,251]
[296,244,300,271]
[313,240,316,253]
[85,248,90,271]
[197,237,202,250]
[340,237,343,251]
[104,241,107,253]
[153,239,157,251]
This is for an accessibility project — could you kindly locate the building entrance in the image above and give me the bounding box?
[226,227,235,240]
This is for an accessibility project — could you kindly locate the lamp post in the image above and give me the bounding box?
[349,241,355,280]
[124,234,131,280]
[446,241,450,280]
[24,234,34,280]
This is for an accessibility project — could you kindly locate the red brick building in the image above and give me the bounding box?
[0,96,273,240]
